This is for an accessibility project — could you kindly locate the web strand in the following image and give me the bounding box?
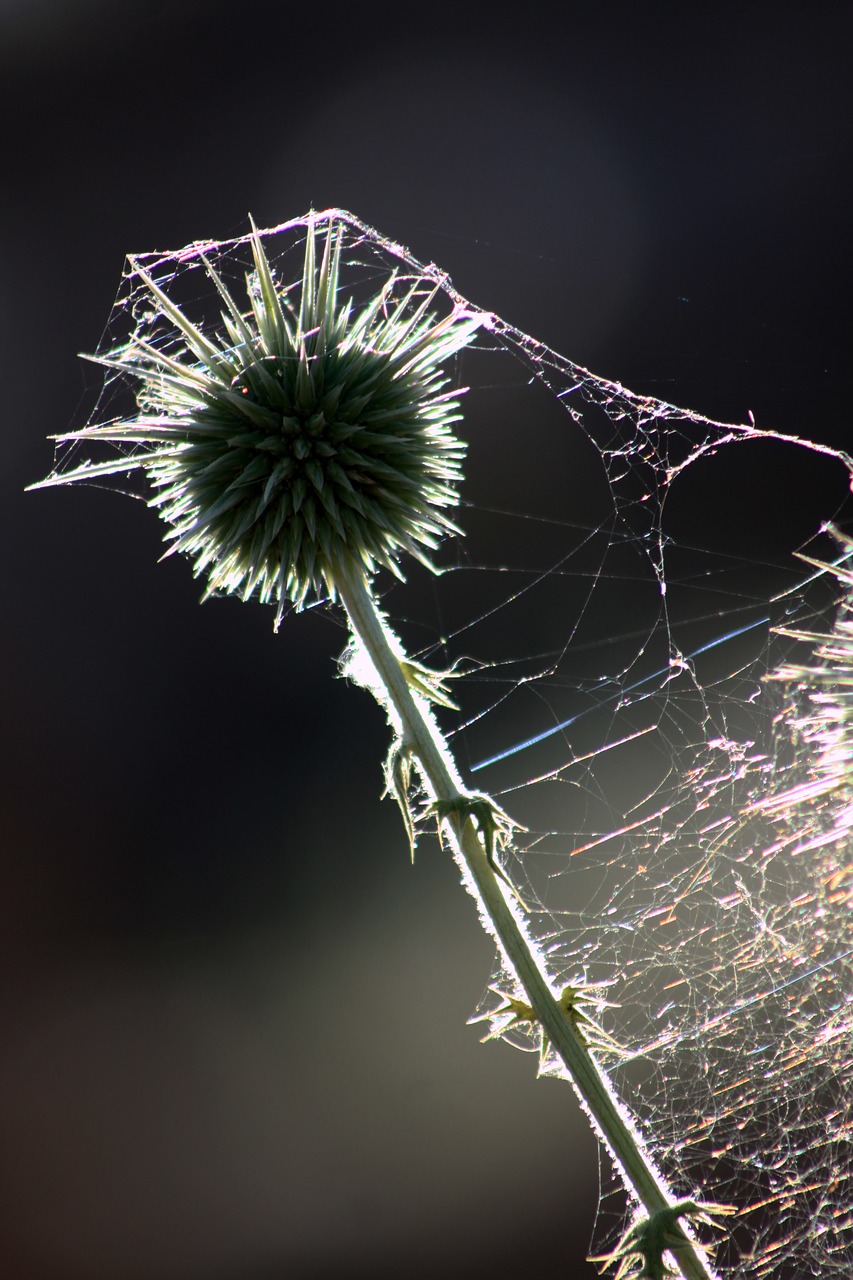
[50,211,853,1278]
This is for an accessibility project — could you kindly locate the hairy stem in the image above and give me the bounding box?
[335,562,718,1280]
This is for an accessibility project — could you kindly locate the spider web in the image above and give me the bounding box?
[49,211,853,1279]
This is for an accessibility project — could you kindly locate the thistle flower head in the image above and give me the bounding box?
[39,215,483,623]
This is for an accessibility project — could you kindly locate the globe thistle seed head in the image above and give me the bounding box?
[40,215,484,624]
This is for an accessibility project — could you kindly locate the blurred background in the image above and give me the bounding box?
[2,3,851,1277]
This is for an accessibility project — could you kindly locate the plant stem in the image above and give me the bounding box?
[335,562,718,1280]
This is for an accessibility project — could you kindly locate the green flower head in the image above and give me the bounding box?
[40,214,484,624]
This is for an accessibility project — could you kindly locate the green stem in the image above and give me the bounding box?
[335,562,718,1280]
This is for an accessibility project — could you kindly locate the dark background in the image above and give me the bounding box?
[2,4,851,1278]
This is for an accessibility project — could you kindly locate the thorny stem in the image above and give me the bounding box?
[335,561,718,1280]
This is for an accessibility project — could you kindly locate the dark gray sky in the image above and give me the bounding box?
[3,4,852,1278]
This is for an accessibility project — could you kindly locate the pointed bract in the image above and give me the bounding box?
[36,217,483,626]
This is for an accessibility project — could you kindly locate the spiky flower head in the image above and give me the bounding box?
[38,215,483,624]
